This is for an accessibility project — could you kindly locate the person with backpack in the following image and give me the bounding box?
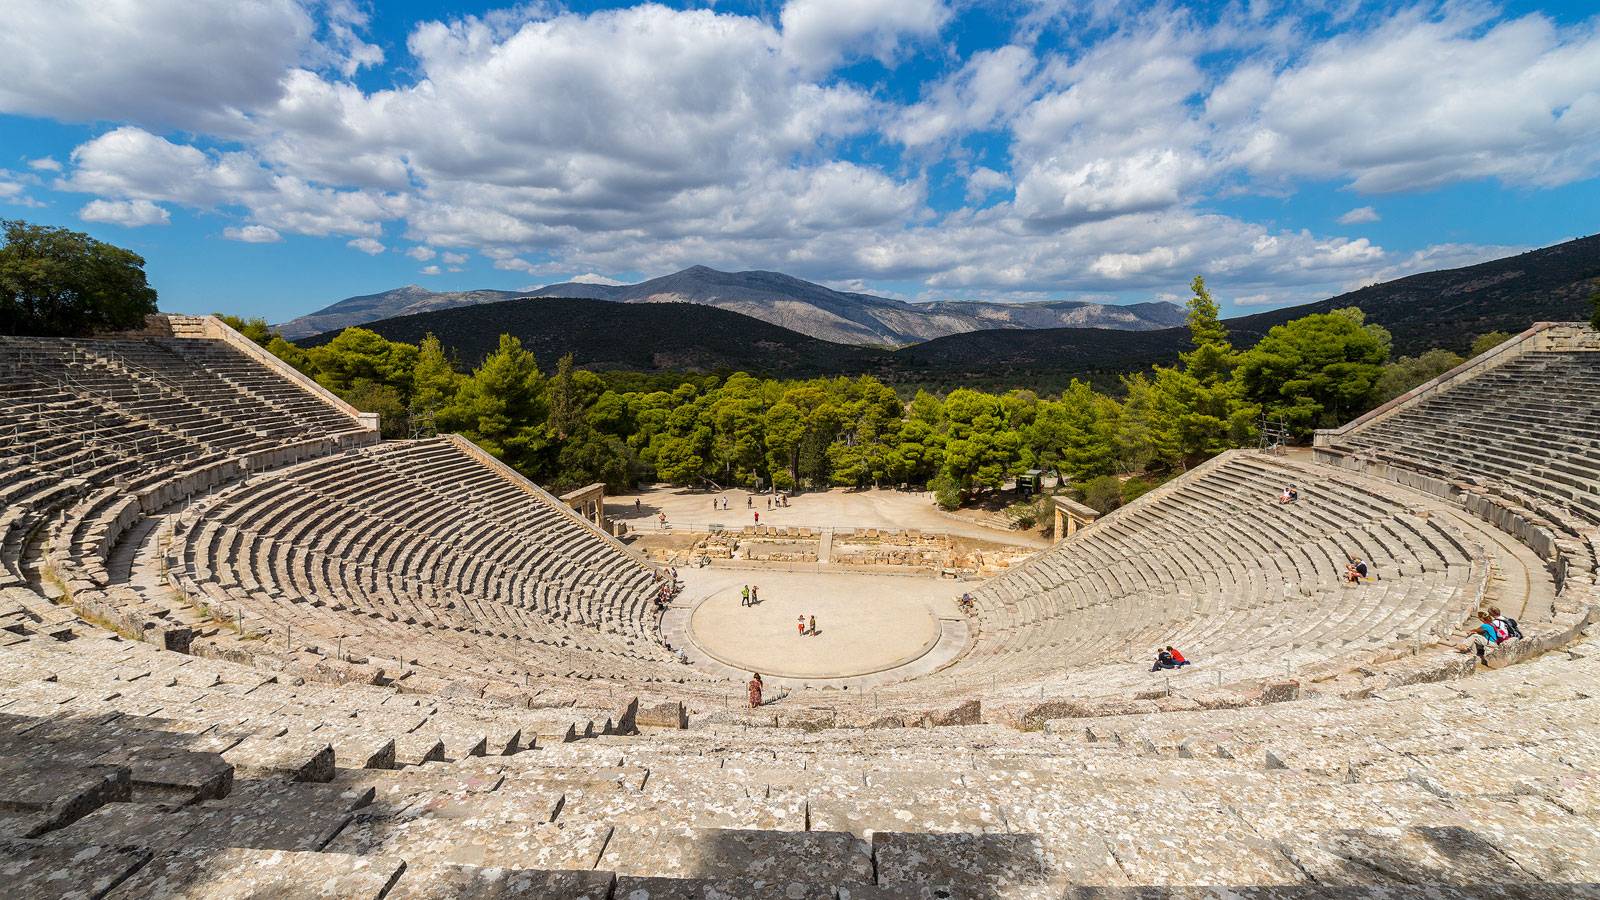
[1489,606,1522,640]
[1457,613,1501,660]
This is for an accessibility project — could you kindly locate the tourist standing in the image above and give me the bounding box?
[809,615,817,636]
[748,673,763,708]
[751,585,759,604]
[741,585,750,607]
[798,616,806,636]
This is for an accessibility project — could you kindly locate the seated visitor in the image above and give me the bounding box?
[1166,645,1189,667]
[1278,485,1298,504]
[1346,556,1370,583]
[1489,606,1522,640]
[1151,649,1177,671]
[1485,610,1513,643]
[1459,614,1501,659]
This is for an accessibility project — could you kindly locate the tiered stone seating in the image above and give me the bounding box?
[167,437,688,694]
[3,316,1599,891]
[1,586,1596,895]
[900,451,1488,705]
[1326,349,1600,526]
[0,333,376,655]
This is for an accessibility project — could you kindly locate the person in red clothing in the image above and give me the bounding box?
[1166,645,1190,667]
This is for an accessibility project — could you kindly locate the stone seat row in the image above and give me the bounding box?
[5,601,1598,895]
[1331,350,1600,526]
[160,438,690,693]
[893,453,1483,704]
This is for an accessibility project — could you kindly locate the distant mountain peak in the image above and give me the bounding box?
[278,265,1191,344]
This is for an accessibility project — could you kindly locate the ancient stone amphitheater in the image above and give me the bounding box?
[1,315,1597,898]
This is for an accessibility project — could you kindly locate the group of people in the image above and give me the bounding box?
[797,614,819,636]
[957,592,976,613]
[653,567,679,610]
[740,584,761,606]
[712,493,792,513]
[1278,484,1299,504]
[1150,645,1190,671]
[1459,607,1523,659]
[1344,555,1373,584]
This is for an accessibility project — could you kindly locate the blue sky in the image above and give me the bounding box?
[2,0,1597,323]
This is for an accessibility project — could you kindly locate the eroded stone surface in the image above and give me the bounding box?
[0,838,150,900]
[107,846,402,898]
[388,862,614,899]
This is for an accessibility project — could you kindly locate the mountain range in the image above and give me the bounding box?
[275,265,1187,344]
[297,233,1600,394]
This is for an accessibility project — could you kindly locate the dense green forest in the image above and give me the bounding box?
[224,277,1515,514]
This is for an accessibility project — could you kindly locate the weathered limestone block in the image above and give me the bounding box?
[602,826,873,883]
[927,699,981,727]
[108,846,403,898]
[389,863,614,899]
[221,736,334,783]
[100,746,233,804]
[0,839,151,899]
[38,801,195,850]
[1275,826,1516,888]
[872,832,1047,889]
[613,876,837,899]
[1258,679,1302,704]
[637,700,688,730]
[0,762,131,833]
[328,815,611,871]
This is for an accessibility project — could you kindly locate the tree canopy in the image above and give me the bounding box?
[1235,308,1392,436]
[245,278,1513,503]
[0,219,158,336]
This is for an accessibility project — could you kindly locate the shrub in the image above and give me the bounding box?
[1120,476,1157,505]
[1080,475,1123,514]
[931,473,962,511]
[1006,497,1043,529]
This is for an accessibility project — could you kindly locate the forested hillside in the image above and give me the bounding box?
[304,234,1600,393]
[300,297,896,376]
[229,276,1558,514]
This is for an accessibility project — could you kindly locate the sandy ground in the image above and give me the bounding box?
[607,484,1050,548]
[677,568,960,679]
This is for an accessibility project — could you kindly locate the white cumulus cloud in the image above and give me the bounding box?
[223,224,282,243]
[347,237,386,255]
[79,198,170,226]
[1338,206,1380,225]
[780,0,950,76]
